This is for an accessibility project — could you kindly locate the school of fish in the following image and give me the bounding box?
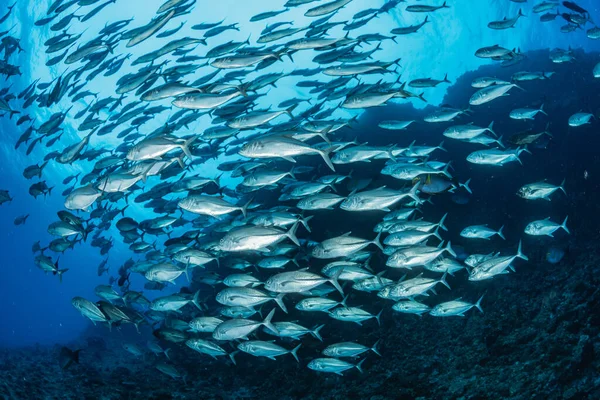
[0,0,596,379]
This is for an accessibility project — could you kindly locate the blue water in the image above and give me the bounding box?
[0,1,599,396]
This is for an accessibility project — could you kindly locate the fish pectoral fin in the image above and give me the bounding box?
[282,156,296,163]
[267,356,277,361]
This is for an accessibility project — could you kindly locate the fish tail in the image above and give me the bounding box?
[179,135,197,159]
[438,213,448,231]
[240,197,253,219]
[355,358,366,374]
[57,268,69,284]
[285,104,297,118]
[516,240,529,261]
[286,222,300,246]
[228,350,238,366]
[561,215,570,234]
[475,294,485,313]
[371,339,382,357]
[311,324,325,341]
[329,267,344,296]
[192,290,202,311]
[164,348,171,361]
[300,215,313,233]
[274,293,288,314]
[497,225,506,240]
[372,231,384,251]
[460,178,472,194]
[445,241,456,257]
[559,178,567,195]
[318,146,336,172]
[375,309,383,326]
[340,294,349,307]
[439,271,451,290]
[261,309,278,335]
[496,135,505,149]
[487,121,496,137]
[290,343,302,363]
[433,227,443,241]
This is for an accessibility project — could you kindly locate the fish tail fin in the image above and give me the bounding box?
[340,294,349,307]
[561,215,570,234]
[433,226,442,241]
[516,240,528,261]
[290,343,302,363]
[375,309,383,326]
[301,215,314,233]
[445,241,456,257]
[274,293,287,314]
[175,153,185,169]
[496,135,505,149]
[228,350,238,366]
[475,294,485,313]
[192,290,202,311]
[438,213,448,231]
[559,178,567,195]
[407,181,420,203]
[214,173,223,188]
[241,197,253,219]
[355,358,366,374]
[262,309,278,335]
[439,271,451,290]
[164,348,171,360]
[442,1,449,7]
[487,121,496,137]
[441,162,452,178]
[286,222,300,246]
[497,225,506,240]
[372,231,384,251]
[179,136,196,159]
[329,267,345,296]
[460,178,472,194]
[311,324,325,341]
[539,103,548,116]
[443,73,450,83]
[285,104,297,118]
[518,8,525,17]
[57,268,69,284]
[318,146,336,172]
[371,339,382,357]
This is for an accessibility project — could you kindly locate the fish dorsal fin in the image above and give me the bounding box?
[544,217,551,220]
[415,272,424,278]
[341,231,353,237]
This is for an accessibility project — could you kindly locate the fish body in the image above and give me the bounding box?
[517,180,566,200]
[524,216,569,237]
[430,296,484,316]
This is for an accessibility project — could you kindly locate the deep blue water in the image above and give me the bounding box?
[1,0,600,398]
